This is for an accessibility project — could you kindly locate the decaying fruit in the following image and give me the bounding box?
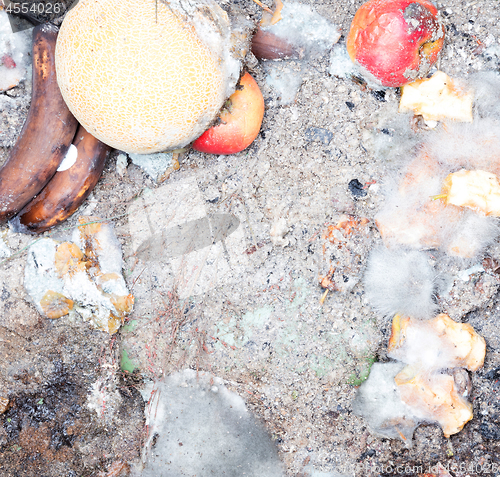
[251,27,299,60]
[388,313,486,372]
[346,0,445,87]
[438,169,500,216]
[40,290,74,319]
[25,217,134,334]
[192,72,265,155]
[395,365,473,438]
[399,71,474,123]
[55,0,246,153]
[0,24,78,223]
[17,125,110,233]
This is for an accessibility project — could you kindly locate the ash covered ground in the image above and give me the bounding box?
[2,0,500,476]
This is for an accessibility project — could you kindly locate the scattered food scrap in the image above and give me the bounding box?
[318,215,372,295]
[399,71,474,123]
[395,365,473,438]
[438,169,500,216]
[388,313,486,372]
[24,216,133,334]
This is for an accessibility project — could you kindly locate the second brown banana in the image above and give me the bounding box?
[16,125,110,233]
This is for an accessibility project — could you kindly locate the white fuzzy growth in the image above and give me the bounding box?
[71,220,124,276]
[24,239,65,310]
[136,370,284,477]
[364,247,437,320]
[128,152,174,182]
[262,1,340,57]
[24,223,131,332]
[329,43,355,79]
[468,71,500,119]
[374,77,500,257]
[389,323,456,370]
[264,63,303,106]
[353,362,423,443]
[425,119,500,175]
[371,111,422,165]
[0,10,32,92]
[443,211,499,258]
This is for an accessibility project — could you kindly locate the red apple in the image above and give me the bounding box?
[346,0,445,88]
[192,72,265,155]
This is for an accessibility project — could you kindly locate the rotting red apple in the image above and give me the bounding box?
[192,72,265,155]
[346,0,445,88]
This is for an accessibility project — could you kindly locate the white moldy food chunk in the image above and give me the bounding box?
[137,370,284,476]
[261,1,341,57]
[442,169,500,216]
[388,314,486,372]
[352,362,424,444]
[399,71,473,123]
[354,362,475,443]
[0,10,32,92]
[24,217,133,334]
[395,365,473,438]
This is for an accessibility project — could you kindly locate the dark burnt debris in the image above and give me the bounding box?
[0,352,144,476]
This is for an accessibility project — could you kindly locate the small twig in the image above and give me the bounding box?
[319,288,329,305]
[251,0,273,13]
[431,193,447,201]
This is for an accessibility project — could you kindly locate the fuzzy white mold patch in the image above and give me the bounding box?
[261,1,340,57]
[128,152,174,182]
[262,1,340,105]
[354,362,473,444]
[0,10,31,92]
[363,247,437,320]
[136,370,284,476]
[353,362,424,443]
[264,63,303,105]
[373,73,500,259]
[329,43,356,79]
[24,219,133,333]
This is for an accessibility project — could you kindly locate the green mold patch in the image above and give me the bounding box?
[275,294,380,380]
[212,305,274,351]
[120,348,138,373]
[346,355,377,386]
[121,319,138,333]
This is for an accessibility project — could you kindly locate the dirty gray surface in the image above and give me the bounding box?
[2,0,500,476]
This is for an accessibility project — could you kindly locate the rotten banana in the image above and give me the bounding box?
[0,23,78,223]
[16,125,110,233]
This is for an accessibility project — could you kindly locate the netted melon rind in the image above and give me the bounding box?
[56,0,237,153]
